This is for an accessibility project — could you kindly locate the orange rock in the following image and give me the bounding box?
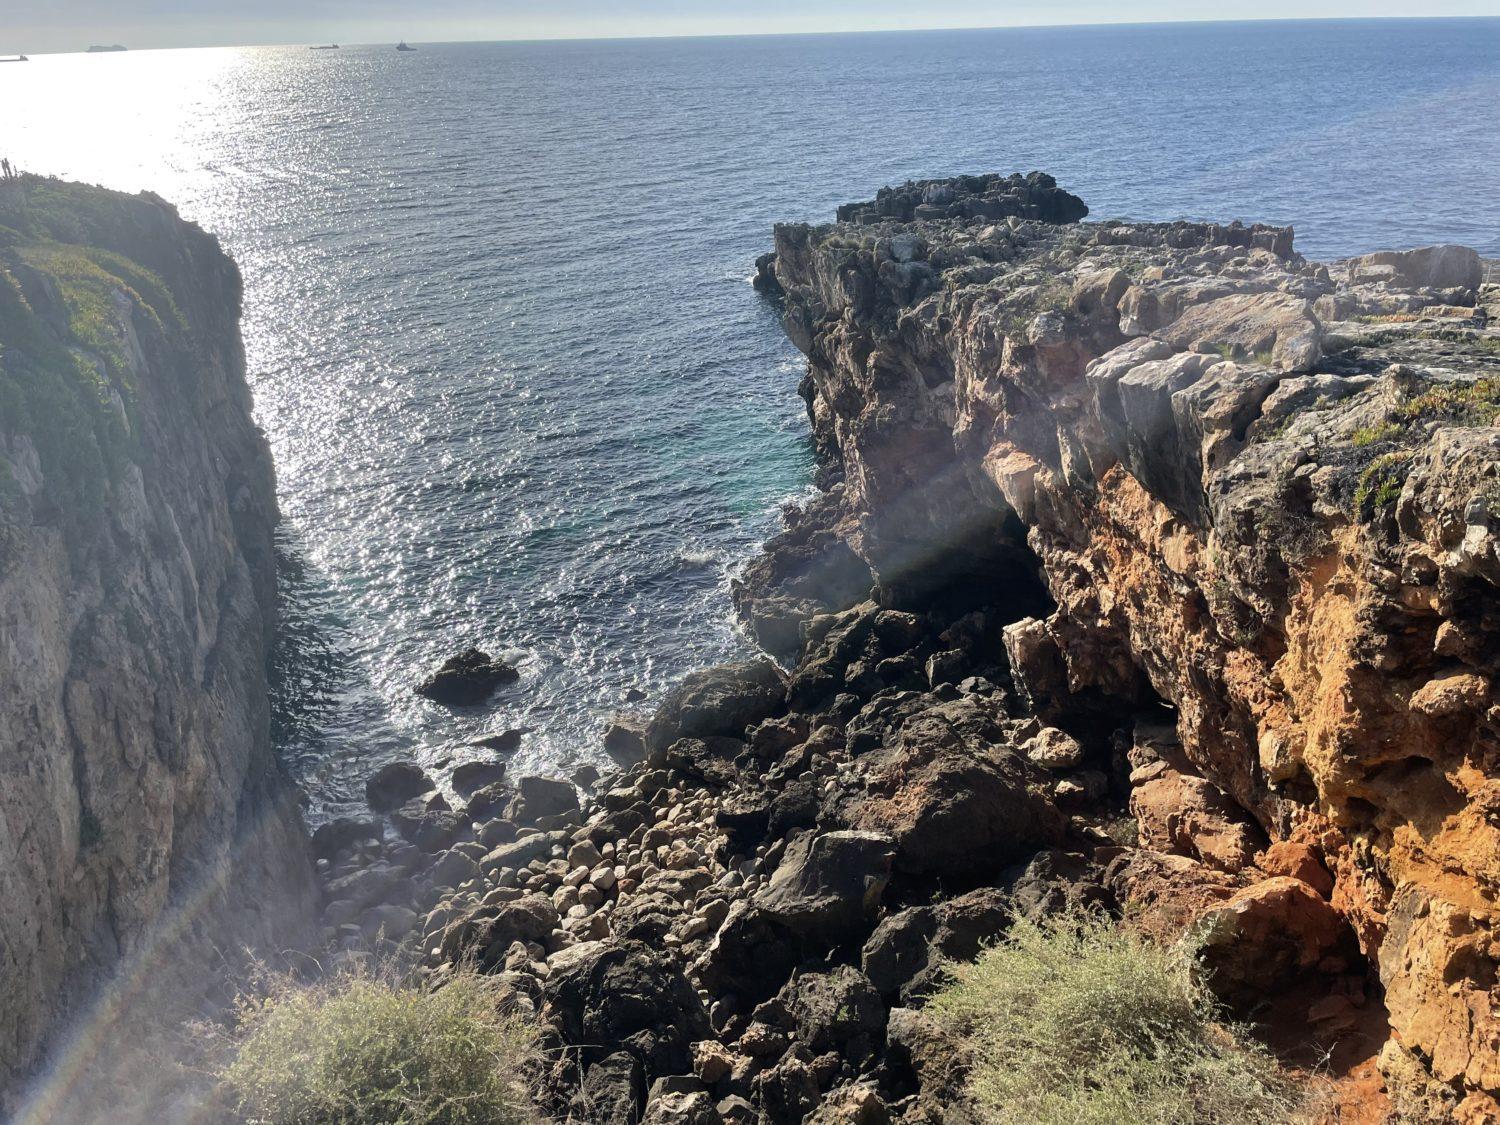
[1196,877,1349,999]
[1410,671,1490,718]
[1258,840,1335,898]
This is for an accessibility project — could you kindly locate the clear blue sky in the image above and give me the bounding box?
[6,0,1497,54]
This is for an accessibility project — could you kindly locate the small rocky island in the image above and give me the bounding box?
[2,169,1498,1122]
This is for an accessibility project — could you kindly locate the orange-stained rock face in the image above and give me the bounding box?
[768,202,1500,1108]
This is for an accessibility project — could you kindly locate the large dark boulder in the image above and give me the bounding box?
[783,965,885,1060]
[365,761,433,812]
[438,894,559,968]
[842,697,1062,876]
[753,830,894,946]
[544,940,711,1078]
[415,647,519,706]
[577,1052,645,1125]
[646,661,787,752]
[861,907,937,998]
[450,757,506,794]
[509,775,579,825]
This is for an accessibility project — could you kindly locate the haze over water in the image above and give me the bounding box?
[3,19,1497,820]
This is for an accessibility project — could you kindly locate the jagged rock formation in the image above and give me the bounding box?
[0,177,317,1110]
[744,175,1500,1119]
[313,176,1498,1123]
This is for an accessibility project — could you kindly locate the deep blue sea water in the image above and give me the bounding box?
[3,19,1498,820]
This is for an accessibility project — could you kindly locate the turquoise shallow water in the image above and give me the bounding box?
[2,19,1497,820]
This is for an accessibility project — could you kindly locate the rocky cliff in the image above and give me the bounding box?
[0,175,317,1110]
[286,173,1499,1124]
[741,171,1500,1119]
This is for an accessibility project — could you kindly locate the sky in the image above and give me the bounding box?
[4,0,1499,54]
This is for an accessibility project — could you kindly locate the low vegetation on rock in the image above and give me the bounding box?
[220,967,539,1125]
[930,911,1303,1125]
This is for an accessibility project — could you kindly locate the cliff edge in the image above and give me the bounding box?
[741,172,1499,1118]
[0,175,317,1111]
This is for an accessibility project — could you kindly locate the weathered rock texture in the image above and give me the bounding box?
[0,177,317,1109]
[745,173,1500,1118]
[311,176,1498,1124]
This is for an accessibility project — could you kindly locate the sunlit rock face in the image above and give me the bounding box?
[756,175,1500,1115]
[0,177,316,1106]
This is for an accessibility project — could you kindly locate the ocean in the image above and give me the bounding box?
[3,19,1497,820]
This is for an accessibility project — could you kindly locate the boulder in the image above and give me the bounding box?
[543,939,711,1077]
[509,775,579,825]
[1154,290,1323,371]
[1024,726,1085,769]
[1130,766,1264,873]
[415,647,519,706]
[1346,245,1482,293]
[647,661,787,752]
[578,1052,645,1125]
[604,712,651,767]
[861,907,937,997]
[389,798,465,853]
[642,1091,721,1124]
[361,904,418,943]
[784,965,885,1059]
[365,762,433,812]
[1195,876,1348,1002]
[310,816,380,859]
[754,830,894,945]
[438,894,559,968]
[450,757,507,794]
[843,699,1062,876]
[691,901,801,1005]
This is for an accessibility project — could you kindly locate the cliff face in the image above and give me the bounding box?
[747,173,1500,1117]
[0,176,316,1106]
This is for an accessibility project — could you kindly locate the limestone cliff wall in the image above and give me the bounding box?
[750,173,1500,1118]
[0,177,316,1105]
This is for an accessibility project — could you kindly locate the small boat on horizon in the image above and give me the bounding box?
[310,43,340,50]
[0,54,28,63]
[396,41,416,51]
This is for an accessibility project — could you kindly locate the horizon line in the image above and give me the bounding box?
[11,12,1498,57]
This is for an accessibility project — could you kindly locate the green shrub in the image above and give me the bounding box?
[221,967,539,1125]
[929,911,1303,1125]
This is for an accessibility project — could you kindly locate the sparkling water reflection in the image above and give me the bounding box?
[3,21,1497,820]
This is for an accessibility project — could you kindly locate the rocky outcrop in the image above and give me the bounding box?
[747,174,1500,1118]
[299,175,1499,1123]
[0,177,317,1109]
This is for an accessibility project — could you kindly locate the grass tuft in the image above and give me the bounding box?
[220,965,540,1125]
[929,910,1303,1125]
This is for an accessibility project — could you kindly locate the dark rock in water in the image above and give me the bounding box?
[754,830,894,945]
[466,782,512,818]
[310,816,381,859]
[752,250,783,297]
[577,1051,645,1125]
[730,492,874,657]
[544,940,711,1077]
[451,758,507,794]
[834,170,1088,226]
[646,660,787,753]
[415,647,519,705]
[365,762,433,812]
[468,728,526,753]
[509,775,579,825]
[603,712,650,768]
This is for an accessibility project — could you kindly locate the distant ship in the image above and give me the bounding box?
[396,41,416,51]
[86,44,127,52]
[310,43,340,50]
[0,55,28,63]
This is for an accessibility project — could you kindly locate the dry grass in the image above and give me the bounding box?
[219,964,539,1124]
[929,910,1305,1125]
